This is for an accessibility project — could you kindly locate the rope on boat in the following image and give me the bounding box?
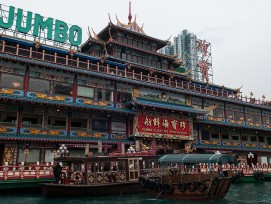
[155,190,163,200]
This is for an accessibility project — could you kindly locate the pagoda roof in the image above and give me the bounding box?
[97,22,168,50]
[0,133,133,144]
[130,98,209,115]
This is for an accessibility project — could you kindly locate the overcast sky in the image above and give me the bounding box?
[2,0,271,99]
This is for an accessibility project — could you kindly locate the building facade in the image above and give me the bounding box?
[0,5,270,166]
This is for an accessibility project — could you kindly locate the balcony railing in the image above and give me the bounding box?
[1,40,271,108]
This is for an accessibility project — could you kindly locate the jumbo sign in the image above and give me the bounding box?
[0,6,82,46]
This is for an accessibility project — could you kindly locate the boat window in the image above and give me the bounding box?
[28,78,50,93]
[232,135,239,140]
[0,73,24,89]
[117,161,125,171]
[222,133,229,140]
[97,88,111,101]
[201,130,210,140]
[92,120,108,132]
[0,111,17,127]
[258,136,265,143]
[53,82,73,96]
[77,86,94,98]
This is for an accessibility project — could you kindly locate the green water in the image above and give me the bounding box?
[1,183,271,204]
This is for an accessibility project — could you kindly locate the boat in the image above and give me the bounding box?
[40,155,159,197]
[139,153,238,201]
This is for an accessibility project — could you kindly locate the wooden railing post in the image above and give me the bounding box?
[29,47,32,58]
[155,75,157,83]
[148,73,150,81]
[140,72,143,81]
[54,52,57,63]
[42,50,45,60]
[16,44,19,55]
[116,66,118,76]
[87,60,89,69]
[97,62,99,71]
[162,77,164,85]
[66,55,68,65]
[124,68,127,77]
[107,64,109,73]
[175,79,177,88]
[76,57,79,67]
[1,40,5,52]
[132,70,135,79]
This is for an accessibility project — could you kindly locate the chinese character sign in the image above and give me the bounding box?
[137,115,191,137]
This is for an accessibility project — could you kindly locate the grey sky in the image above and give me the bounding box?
[3,0,271,99]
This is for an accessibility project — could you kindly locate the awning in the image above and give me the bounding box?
[132,99,208,114]
[158,154,238,165]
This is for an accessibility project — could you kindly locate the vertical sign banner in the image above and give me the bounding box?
[136,115,191,137]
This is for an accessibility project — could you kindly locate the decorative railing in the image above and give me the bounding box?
[0,164,54,181]
[1,40,270,108]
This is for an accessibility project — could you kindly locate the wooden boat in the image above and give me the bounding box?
[139,154,238,201]
[40,155,159,197]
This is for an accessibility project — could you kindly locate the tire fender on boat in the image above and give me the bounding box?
[72,171,83,184]
[178,182,187,192]
[196,181,207,192]
[139,176,147,188]
[165,183,174,194]
[187,181,196,192]
[212,177,219,185]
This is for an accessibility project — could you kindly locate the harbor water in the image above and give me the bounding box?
[1,182,271,204]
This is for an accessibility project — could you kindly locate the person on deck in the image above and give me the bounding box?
[53,162,62,183]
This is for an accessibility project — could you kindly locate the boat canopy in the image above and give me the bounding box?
[158,154,238,165]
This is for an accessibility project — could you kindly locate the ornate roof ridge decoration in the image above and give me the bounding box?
[235,84,243,93]
[115,15,145,35]
[171,68,192,76]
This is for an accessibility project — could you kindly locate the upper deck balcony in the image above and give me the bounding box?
[0,37,270,109]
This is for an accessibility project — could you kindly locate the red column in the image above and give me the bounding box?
[67,112,71,137]
[197,126,200,144]
[129,118,133,135]
[113,81,117,108]
[224,102,227,121]
[17,107,23,134]
[73,74,77,103]
[108,116,112,138]
[23,65,29,97]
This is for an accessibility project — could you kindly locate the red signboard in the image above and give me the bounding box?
[136,115,191,137]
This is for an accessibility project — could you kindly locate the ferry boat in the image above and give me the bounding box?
[140,154,237,200]
[41,154,159,197]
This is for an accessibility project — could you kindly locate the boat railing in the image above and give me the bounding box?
[86,170,126,185]
[0,164,54,181]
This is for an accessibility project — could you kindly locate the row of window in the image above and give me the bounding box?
[201,130,267,143]
[116,36,157,52]
[0,112,126,133]
[212,108,268,124]
[0,73,132,103]
[113,51,169,70]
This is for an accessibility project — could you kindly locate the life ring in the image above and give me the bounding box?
[111,172,117,182]
[158,183,165,192]
[196,181,207,192]
[212,177,219,185]
[72,171,82,184]
[164,183,174,194]
[153,181,160,192]
[259,172,265,181]
[178,182,187,192]
[139,176,147,188]
[254,172,260,180]
[187,181,196,192]
[231,174,237,183]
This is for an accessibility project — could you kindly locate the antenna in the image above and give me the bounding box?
[128,1,132,23]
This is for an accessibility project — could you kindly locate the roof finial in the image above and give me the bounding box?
[128,1,132,23]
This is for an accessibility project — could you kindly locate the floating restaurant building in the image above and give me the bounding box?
[0,4,270,166]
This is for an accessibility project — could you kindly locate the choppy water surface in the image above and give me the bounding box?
[1,183,271,204]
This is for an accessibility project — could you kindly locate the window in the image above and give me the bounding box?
[236,112,244,121]
[211,133,219,139]
[122,53,127,61]
[117,92,132,103]
[259,136,265,143]
[28,78,50,93]
[77,86,94,98]
[214,109,224,118]
[250,136,257,142]
[112,121,126,134]
[53,82,72,96]
[97,89,111,101]
[0,73,24,89]
[232,135,239,140]
[0,112,17,126]
[226,110,234,119]
[241,135,248,141]
[222,133,229,140]
[22,113,42,127]
[71,118,88,130]
[48,116,66,127]
[92,120,108,132]
[201,130,209,140]
[18,149,40,163]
